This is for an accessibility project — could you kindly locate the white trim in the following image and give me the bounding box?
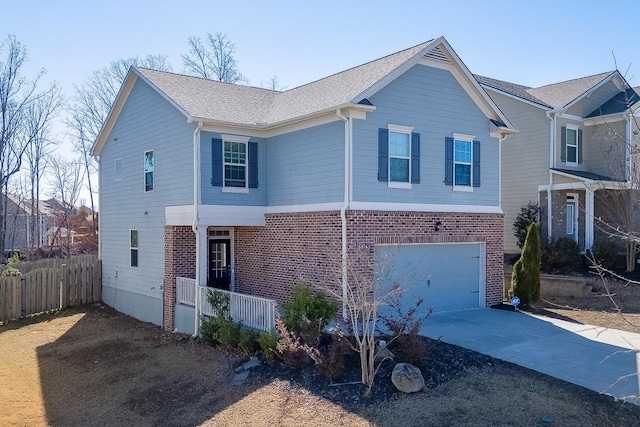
[220,134,250,143]
[539,180,628,192]
[585,189,594,249]
[388,182,412,189]
[584,113,626,126]
[222,187,249,194]
[453,133,475,141]
[481,85,550,110]
[566,193,578,240]
[349,201,502,214]
[388,124,414,133]
[558,113,583,122]
[453,185,473,193]
[165,201,502,225]
[144,150,154,192]
[564,125,579,166]
[206,227,235,291]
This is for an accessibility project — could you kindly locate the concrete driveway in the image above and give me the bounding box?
[421,308,640,404]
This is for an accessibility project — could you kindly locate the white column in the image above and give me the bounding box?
[585,189,594,250]
[197,227,208,287]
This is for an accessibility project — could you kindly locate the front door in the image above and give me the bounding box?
[566,196,578,242]
[208,238,231,290]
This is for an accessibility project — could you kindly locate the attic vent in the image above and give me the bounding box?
[423,46,451,64]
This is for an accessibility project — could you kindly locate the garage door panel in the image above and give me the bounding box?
[375,243,483,314]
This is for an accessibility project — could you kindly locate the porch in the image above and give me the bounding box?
[174,276,277,335]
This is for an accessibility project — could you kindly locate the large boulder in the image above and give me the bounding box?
[391,363,424,393]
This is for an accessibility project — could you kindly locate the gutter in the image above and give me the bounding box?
[192,121,203,337]
[545,109,563,239]
[336,109,351,319]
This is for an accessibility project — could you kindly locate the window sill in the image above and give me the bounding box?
[388,182,412,189]
[222,187,249,194]
[564,162,578,167]
[453,185,473,192]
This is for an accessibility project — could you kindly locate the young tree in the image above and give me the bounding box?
[0,34,60,259]
[261,75,285,91]
[67,55,171,236]
[47,156,83,253]
[182,32,246,83]
[512,222,541,305]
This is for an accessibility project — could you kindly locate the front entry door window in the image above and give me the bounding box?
[208,238,231,290]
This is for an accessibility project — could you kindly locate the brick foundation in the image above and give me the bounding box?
[164,226,196,331]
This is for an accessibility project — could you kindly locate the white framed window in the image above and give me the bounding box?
[130,229,138,267]
[387,124,414,189]
[453,133,474,191]
[115,158,123,181]
[144,150,154,192]
[565,125,578,166]
[222,134,250,193]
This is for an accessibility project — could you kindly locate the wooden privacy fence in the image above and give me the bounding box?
[0,255,102,324]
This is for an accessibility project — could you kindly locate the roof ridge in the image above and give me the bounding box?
[474,74,533,90]
[278,40,434,93]
[531,70,616,90]
[134,66,282,94]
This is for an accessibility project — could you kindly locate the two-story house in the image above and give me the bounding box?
[476,73,640,254]
[93,37,516,332]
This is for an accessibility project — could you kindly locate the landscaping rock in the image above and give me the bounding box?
[391,363,424,393]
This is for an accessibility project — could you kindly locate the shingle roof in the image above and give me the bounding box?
[527,71,614,108]
[474,75,549,107]
[551,168,615,182]
[135,40,434,127]
[476,71,617,109]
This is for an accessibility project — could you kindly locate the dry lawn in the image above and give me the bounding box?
[1,304,640,426]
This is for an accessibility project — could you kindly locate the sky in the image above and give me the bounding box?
[3,0,640,207]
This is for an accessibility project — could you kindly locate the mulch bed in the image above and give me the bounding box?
[248,337,506,409]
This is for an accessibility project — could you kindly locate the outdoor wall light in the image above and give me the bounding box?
[434,220,442,231]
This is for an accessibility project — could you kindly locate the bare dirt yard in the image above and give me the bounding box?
[2,303,640,426]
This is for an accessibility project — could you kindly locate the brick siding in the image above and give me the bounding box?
[163,226,196,331]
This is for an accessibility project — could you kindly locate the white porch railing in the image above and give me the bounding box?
[176,277,276,332]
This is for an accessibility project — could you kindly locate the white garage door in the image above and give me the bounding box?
[374,243,485,315]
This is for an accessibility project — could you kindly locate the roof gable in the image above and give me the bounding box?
[93,37,514,155]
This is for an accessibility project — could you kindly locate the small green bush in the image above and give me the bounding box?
[258,331,280,362]
[238,328,260,356]
[281,283,338,345]
[589,240,623,271]
[512,222,541,305]
[541,236,582,273]
[200,290,241,349]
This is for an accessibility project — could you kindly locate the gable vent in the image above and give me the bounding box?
[423,46,451,64]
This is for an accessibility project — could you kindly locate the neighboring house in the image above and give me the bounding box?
[476,73,640,253]
[93,37,516,332]
[46,227,76,247]
[3,194,55,251]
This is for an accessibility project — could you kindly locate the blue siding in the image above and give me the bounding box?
[200,132,267,206]
[266,121,344,206]
[99,78,195,325]
[353,64,499,206]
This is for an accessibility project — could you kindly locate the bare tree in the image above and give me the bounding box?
[182,32,246,83]
[261,75,285,91]
[24,85,62,247]
[47,156,83,254]
[67,55,171,235]
[0,34,60,259]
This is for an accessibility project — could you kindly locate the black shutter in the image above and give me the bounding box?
[473,140,481,187]
[560,126,566,163]
[577,129,583,164]
[410,132,420,184]
[378,128,389,181]
[444,137,454,185]
[248,141,258,188]
[211,138,223,186]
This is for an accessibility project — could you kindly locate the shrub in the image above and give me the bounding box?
[512,222,541,305]
[513,202,542,249]
[315,329,351,381]
[238,329,260,356]
[380,294,433,368]
[199,290,241,349]
[275,315,310,369]
[541,236,582,273]
[280,283,338,345]
[589,239,623,271]
[258,331,280,362]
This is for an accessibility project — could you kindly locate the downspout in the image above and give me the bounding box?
[336,109,350,319]
[192,121,203,337]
